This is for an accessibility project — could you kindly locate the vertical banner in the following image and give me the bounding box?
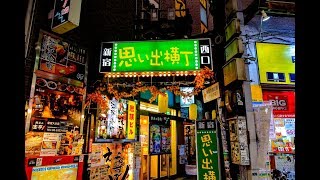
[253,103,272,169]
[196,120,220,180]
[127,101,136,140]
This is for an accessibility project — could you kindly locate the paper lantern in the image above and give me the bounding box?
[158,93,168,113]
[212,110,217,119]
[189,104,197,120]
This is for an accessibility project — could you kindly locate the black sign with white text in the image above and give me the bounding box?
[149,113,171,126]
[99,42,114,73]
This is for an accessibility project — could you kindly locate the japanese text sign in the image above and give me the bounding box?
[32,120,46,132]
[202,82,220,103]
[149,113,171,126]
[196,120,220,180]
[99,39,213,73]
[127,101,136,140]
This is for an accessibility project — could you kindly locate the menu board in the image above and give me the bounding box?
[39,31,86,84]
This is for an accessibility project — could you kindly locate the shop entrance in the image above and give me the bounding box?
[140,115,177,180]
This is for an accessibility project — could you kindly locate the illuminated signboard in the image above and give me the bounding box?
[256,42,295,85]
[51,0,82,34]
[99,39,212,73]
[31,163,78,179]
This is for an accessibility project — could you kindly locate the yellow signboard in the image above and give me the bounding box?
[250,84,263,102]
[127,101,136,140]
[175,0,186,17]
[200,0,207,9]
[256,43,295,85]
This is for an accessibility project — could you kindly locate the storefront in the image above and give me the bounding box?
[25,30,88,180]
[263,90,295,177]
[255,42,295,179]
[84,38,215,179]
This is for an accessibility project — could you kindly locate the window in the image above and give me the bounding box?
[266,72,286,82]
[289,73,295,82]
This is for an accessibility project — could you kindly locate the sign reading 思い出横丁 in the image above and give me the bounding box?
[196,120,220,180]
[99,39,213,73]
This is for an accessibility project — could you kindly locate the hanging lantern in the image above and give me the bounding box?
[158,92,168,113]
[189,103,197,120]
[212,110,217,120]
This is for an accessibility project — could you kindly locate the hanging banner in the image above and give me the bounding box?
[196,120,220,180]
[127,101,136,140]
[202,82,220,103]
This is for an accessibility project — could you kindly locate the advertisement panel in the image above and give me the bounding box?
[38,31,86,85]
[196,120,220,180]
[127,101,136,140]
[31,163,78,179]
[95,98,128,141]
[256,42,295,85]
[202,82,220,103]
[25,155,84,180]
[263,91,295,118]
[99,39,212,73]
[149,113,171,154]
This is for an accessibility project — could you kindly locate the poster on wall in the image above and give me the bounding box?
[180,87,195,107]
[195,120,220,180]
[95,98,127,141]
[150,125,161,154]
[38,31,87,84]
[89,143,132,180]
[31,76,84,132]
[25,132,45,156]
[149,113,171,154]
[40,133,61,156]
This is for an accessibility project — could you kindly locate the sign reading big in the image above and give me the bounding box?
[99,39,213,73]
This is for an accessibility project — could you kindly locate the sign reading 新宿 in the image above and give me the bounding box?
[196,120,220,180]
[99,39,212,73]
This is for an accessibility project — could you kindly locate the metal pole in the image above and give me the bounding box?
[25,0,37,58]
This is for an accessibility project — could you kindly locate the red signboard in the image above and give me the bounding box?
[263,91,295,118]
[25,155,84,180]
